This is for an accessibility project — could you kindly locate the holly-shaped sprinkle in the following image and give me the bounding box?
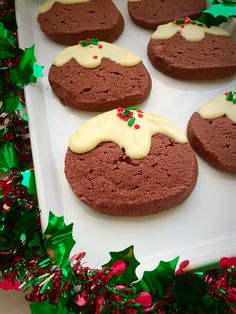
[79,38,100,47]
[225,91,236,104]
[116,107,143,129]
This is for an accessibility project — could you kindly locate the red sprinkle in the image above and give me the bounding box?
[93,55,98,59]
[138,113,143,118]
[86,38,91,42]
[225,92,229,95]
[180,25,185,28]
[137,110,142,113]
[117,107,123,112]
[98,44,103,49]
[134,124,140,129]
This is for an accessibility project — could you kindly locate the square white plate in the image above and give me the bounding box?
[16,0,236,273]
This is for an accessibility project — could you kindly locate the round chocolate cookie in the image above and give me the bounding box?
[147,22,236,80]
[128,0,205,30]
[65,108,198,216]
[49,48,152,111]
[187,113,236,173]
[65,134,198,216]
[37,0,124,45]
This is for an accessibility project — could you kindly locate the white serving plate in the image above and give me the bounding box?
[16,0,236,274]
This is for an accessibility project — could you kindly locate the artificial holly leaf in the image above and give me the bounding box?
[30,300,69,314]
[44,212,76,275]
[30,63,44,83]
[0,95,22,114]
[0,142,19,172]
[204,4,236,18]
[133,257,179,301]
[21,169,37,196]
[198,12,228,27]
[0,22,16,48]
[0,49,14,59]
[102,246,140,286]
[9,46,43,87]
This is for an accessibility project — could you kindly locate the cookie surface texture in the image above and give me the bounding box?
[49,42,152,111]
[187,93,236,173]
[65,109,198,216]
[147,21,236,80]
[128,0,205,29]
[37,0,124,44]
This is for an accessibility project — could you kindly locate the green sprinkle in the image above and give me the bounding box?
[127,106,139,110]
[128,117,136,127]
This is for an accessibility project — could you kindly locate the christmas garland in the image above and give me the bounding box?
[0,1,236,313]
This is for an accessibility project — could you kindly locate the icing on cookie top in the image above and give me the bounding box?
[53,40,142,68]
[151,20,229,42]
[198,92,236,123]
[69,108,187,159]
[38,0,90,14]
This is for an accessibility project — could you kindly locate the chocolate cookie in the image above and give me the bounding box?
[37,0,124,45]
[128,0,205,30]
[147,19,236,80]
[49,40,152,111]
[65,108,198,216]
[187,92,236,173]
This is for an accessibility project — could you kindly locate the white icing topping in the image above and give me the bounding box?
[152,22,230,42]
[198,93,236,123]
[128,0,141,2]
[53,41,142,68]
[69,109,187,159]
[38,0,90,14]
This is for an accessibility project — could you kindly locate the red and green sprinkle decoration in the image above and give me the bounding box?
[78,38,103,60]
[116,107,143,129]
[79,38,100,47]
[174,17,205,28]
[225,91,236,104]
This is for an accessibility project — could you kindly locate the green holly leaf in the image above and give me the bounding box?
[204,4,236,18]
[44,212,76,275]
[133,257,179,301]
[9,46,43,87]
[0,95,22,114]
[198,12,228,27]
[0,142,19,172]
[0,49,14,59]
[0,22,16,48]
[21,169,37,196]
[31,63,44,83]
[30,300,68,314]
[102,246,140,286]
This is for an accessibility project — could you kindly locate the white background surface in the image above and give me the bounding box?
[16,0,236,270]
[2,1,236,312]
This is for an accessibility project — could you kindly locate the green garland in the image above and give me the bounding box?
[0,1,236,313]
